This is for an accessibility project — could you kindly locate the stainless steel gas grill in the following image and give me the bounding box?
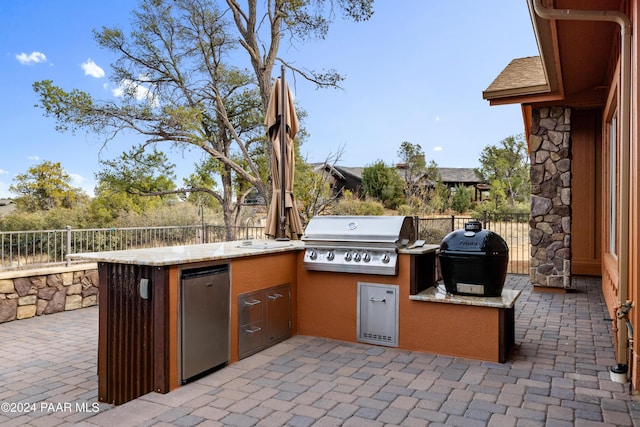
[301,216,416,276]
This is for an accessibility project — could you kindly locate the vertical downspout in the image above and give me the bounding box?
[532,0,632,382]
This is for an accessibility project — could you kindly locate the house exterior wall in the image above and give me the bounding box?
[529,107,572,289]
[570,110,602,276]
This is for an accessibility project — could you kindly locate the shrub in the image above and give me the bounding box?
[332,193,384,215]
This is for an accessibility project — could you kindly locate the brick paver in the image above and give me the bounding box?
[1,275,640,426]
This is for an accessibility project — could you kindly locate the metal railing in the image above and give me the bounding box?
[0,224,266,271]
[417,212,530,274]
[1,213,528,273]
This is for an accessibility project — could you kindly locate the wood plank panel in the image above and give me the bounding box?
[571,109,602,275]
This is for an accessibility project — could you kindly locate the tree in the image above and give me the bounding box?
[397,141,440,202]
[33,0,374,235]
[451,184,473,214]
[361,160,405,209]
[91,145,179,222]
[427,178,450,214]
[9,161,88,212]
[476,134,530,207]
[227,0,374,112]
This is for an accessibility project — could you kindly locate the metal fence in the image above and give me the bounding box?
[0,224,266,271]
[1,213,529,273]
[417,212,530,274]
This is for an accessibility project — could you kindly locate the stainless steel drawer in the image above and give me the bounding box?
[239,320,265,359]
[239,293,264,325]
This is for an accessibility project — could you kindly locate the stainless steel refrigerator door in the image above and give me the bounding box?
[181,266,230,382]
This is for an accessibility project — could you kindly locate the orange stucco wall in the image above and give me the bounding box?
[297,253,507,362]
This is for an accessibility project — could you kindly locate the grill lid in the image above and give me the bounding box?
[302,215,415,246]
[440,220,509,255]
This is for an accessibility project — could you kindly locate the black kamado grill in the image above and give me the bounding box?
[439,220,509,297]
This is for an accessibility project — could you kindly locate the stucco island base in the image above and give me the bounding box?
[297,252,521,364]
[409,285,520,363]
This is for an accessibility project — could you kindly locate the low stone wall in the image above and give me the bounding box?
[0,263,98,323]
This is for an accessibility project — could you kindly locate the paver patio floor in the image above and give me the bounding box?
[1,274,640,426]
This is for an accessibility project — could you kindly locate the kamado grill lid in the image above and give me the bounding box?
[440,220,509,254]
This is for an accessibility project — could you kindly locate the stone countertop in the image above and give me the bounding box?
[67,239,305,267]
[410,283,521,309]
[398,243,439,255]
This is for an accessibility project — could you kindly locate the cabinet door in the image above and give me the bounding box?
[266,285,290,345]
[238,291,265,359]
[238,320,265,359]
[239,292,264,325]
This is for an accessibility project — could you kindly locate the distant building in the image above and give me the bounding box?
[314,164,488,201]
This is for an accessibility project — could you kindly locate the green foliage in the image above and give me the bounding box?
[93,145,178,221]
[331,191,384,215]
[32,80,94,134]
[361,160,405,209]
[451,184,473,214]
[9,161,88,212]
[293,161,332,223]
[31,0,375,231]
[0,206,92,231]
[183,158,222,209]
[397,141,426,181]
[476,134,530,207]
[427,179,451,214]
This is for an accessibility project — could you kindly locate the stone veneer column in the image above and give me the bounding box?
[529,107,572,288]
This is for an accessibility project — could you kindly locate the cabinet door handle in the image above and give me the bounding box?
[267,293,283,300]
[243,326,262,334]
[243,299,261,306]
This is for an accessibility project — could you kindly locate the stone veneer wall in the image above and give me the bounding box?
[0,263,98,323]
[529,107,572,288]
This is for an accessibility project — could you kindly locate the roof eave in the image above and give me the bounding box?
[483,0,563,105]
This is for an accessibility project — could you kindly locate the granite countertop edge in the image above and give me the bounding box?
[67,239,305,266]
[410,284,522,309]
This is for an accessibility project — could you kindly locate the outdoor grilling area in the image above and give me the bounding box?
[70,214,521,406]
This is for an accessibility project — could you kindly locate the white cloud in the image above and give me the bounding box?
[81,58,105,78]
[433,146,443,152]
[69,173,95,197]
[16,51,47,65]
[28,155,40,161]
[0,169,8,175]
[434,115,440,122]
[112,78,158,106]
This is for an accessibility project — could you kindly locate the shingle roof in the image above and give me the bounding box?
[437,168,482,184]
[483,56,548,100]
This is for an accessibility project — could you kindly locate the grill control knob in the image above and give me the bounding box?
[363,253,371,263]
[354,253,361,262]
[326,251,335,261]
[381,253,391,264]
[344,252,352,261]
[308,250,318,260]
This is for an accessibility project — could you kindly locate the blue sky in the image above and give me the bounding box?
[0,1,539,198]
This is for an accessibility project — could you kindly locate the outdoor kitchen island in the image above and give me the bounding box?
[71,237,520,405]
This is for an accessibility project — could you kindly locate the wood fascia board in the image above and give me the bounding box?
[488,92,564,106]
[482,84,551,101]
